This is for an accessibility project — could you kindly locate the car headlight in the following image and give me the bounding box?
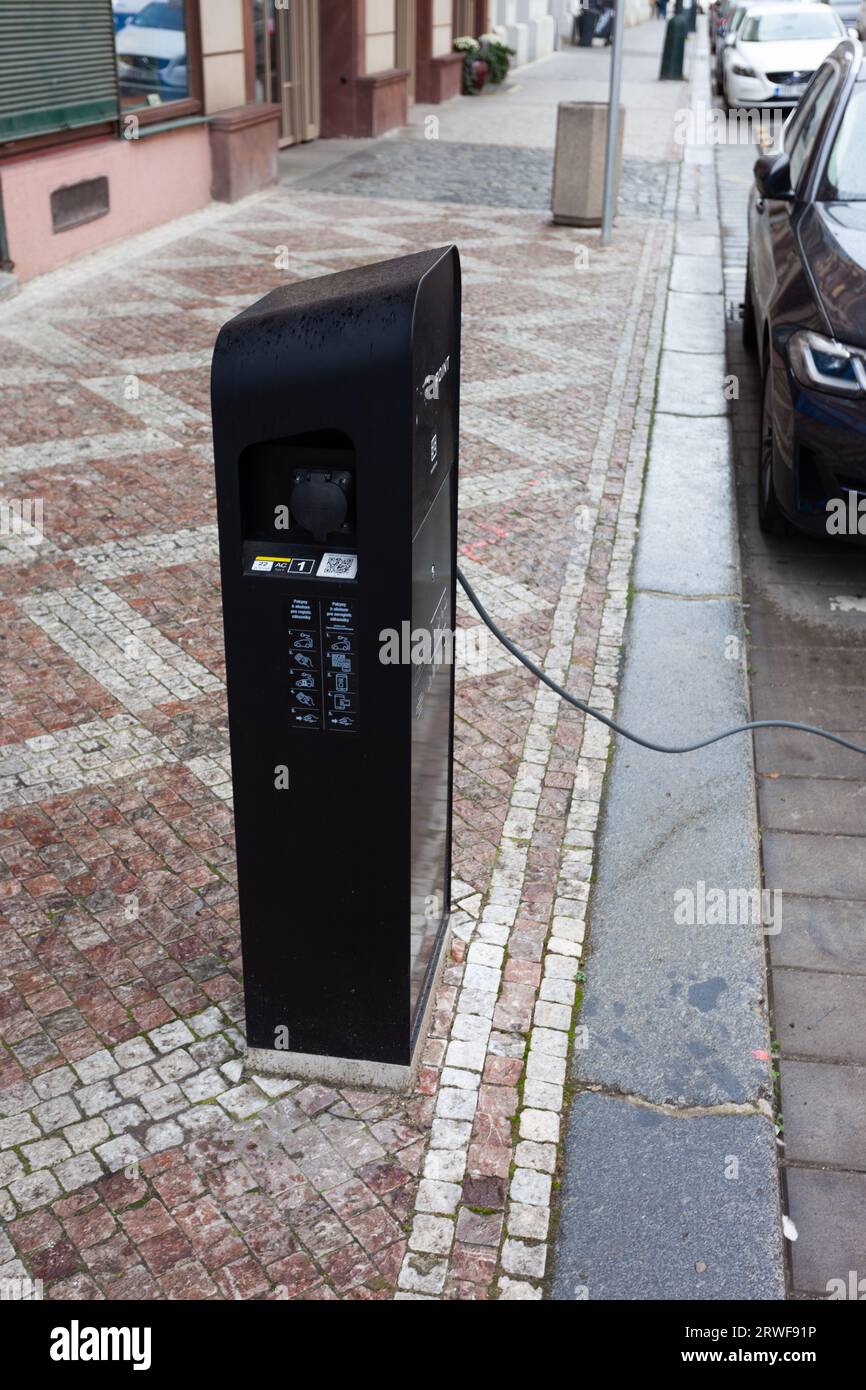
[732,62,757,77]
[788,330,866,396]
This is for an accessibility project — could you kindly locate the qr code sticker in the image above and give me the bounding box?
[317,552,358,580]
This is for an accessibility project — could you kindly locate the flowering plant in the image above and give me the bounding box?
[454,33,515,93]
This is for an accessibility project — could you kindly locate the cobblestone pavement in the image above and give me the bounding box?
[0,39,682,1302]
[295,140,676,218]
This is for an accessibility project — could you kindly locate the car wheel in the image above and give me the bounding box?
[758,355,792,535]
[742,253,757,351]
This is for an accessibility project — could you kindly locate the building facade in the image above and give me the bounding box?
[0,2,493,284]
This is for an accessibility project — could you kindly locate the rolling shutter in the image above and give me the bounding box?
[0,0,119,142]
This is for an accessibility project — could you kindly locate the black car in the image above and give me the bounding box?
[745,37,866,536]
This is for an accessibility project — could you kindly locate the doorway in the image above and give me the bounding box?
[253,0,320,146]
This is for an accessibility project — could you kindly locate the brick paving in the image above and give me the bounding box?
[0,40,682,1301]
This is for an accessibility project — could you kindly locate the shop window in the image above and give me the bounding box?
[113,0,191,112]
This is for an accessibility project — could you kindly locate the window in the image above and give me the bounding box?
[788,68,837,190]
[113,0,190,113]
[741,10,844,42]
[252,0,278,104]
[824,86,866,200]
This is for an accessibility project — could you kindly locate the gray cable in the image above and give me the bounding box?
[457,565,866,759]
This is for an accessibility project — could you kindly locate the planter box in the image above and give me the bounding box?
[209,103,281,204]
[416,52,463,104]
[355,68,410,137]
[551,101,625,228]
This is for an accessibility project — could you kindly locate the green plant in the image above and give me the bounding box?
[478,33,515,85]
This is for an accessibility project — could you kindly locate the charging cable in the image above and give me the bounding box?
[457,566,866,758]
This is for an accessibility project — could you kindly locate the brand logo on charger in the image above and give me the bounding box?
[50,1320,152,1371]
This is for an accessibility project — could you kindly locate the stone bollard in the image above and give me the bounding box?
[551,101,625,228]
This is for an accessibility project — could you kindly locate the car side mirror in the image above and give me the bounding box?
[754,151,794,201]
[848,26,859,39]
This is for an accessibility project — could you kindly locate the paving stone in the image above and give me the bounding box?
[780,1059,866,1168]
[768,896,866,975]
[519,1109,560,1144]
[145,1121,185,1153]
[218,1085,269,1121]
[75,1082,120,1117]
[148,1021,195,1054]
[140,1084,186,1120]
[181,1068,228,1103]
[114,1066,158,1100]
[72,1050,119,1085]
[113,1038,156,1070]
[21,1137,72,1170]
[507,1202,550,1241]
[786,1168,866,1296]
[64,1118,110,1154]
[153,1050,198,1084]
[408,1215,454,1256]
[510,1169,552,1208]
[774,969,866,1064]
[0,1151,26,1187]
[96,1135,147,1173]
[501,1237,547,1279]
[9,1170,61,1211]
[55,1153,104,1193]
[498,1275,542,1300]
[105,1103,148,1135]
[455,1208,503,1247]
[33,1095,80,1133]
[415,1180,461,1215]
[32,1068,78,1102]
[0,1113,41,1149]
[188,1007,227,1038]
[0,1082,39,1117]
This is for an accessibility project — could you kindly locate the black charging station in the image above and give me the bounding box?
[211,246,460,1086]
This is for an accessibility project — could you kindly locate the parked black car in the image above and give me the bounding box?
[744,37,866,536]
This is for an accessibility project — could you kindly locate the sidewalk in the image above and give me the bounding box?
[551,22,784,1301]
[1,23,684,1301]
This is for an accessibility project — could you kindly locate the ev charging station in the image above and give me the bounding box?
[211,246,461,1087]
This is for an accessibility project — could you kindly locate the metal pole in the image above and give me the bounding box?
[600,0,627,247]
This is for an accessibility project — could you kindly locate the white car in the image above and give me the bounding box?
[112,0,151,29]
[114,1,188,98]
[723,2,848,106]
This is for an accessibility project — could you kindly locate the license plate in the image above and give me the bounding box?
[774,83,804,97]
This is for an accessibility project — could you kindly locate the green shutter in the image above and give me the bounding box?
[0,0,119,142]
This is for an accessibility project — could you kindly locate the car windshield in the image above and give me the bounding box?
[133,3,185,29]
[741,10,843,40]
[825,87,866,199]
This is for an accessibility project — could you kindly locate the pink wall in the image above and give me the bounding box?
[1,125,212,282]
